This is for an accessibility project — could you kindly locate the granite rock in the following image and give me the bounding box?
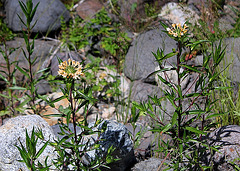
[0,115,57,171]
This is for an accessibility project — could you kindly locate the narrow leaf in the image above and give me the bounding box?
[36,141,48,159]
[185,127,207,135]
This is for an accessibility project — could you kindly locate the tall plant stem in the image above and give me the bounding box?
[177,41,182,141]
[69,81,80,169]
[3,40,15,115]
[26,25,36,112]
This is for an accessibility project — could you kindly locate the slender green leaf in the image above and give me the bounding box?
[161,123,172,133]
[206,113,226,119]
[50,95,66,104]
[16,65,30,79]
[0,93,10,99]
[187,110,205,115]
[15,145,31,167]
[58,135,70,145]
[9,86,26,90]
[36,67,49,74]
[0,110,11,116]
[36,141,48,159]
[171,111,178,126]
[187,40,209,51]
[162,52,178,60]
[160,21,169,30]
[17,14,27,27]
[42,114,64,118]
[30,2,39,21]
[0,73,8,83]
[180,64,202,73]
[185,127,207,135]
[213,86,232,90]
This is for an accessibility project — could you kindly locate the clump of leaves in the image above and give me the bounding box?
[60,8,131,70]
[0,18,15,43]
[15,128,50,171]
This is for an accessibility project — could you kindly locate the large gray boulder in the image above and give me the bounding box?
[5,0,70,32]
[0,115,57,171]
[124,26,177,82]
[130,80,163,103]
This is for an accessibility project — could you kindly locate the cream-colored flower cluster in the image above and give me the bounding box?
[58,59,84,79]
[166,23,188,38]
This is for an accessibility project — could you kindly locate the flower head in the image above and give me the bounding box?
[166,23,188,38]
[58,59,84,79]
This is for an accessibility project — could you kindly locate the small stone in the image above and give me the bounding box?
[76,0,103,19]
[155,65,189,91]
[102,106,116,119]
[158,2,200,25]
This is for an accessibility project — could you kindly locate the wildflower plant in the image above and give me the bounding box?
[42,58,116,170]
[134,22,228,170]
[17,58,116,170]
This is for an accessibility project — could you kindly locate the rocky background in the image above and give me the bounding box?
[0,0,240,170]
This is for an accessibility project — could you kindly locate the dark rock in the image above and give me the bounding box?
[52,120,137,171]
[117,0,146,23]
[124,26,177,82]
[5,0,70,32]
[36,80,52,95]
[95,120,137,171]
[125,123,172,161]
[203,125,240,170]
